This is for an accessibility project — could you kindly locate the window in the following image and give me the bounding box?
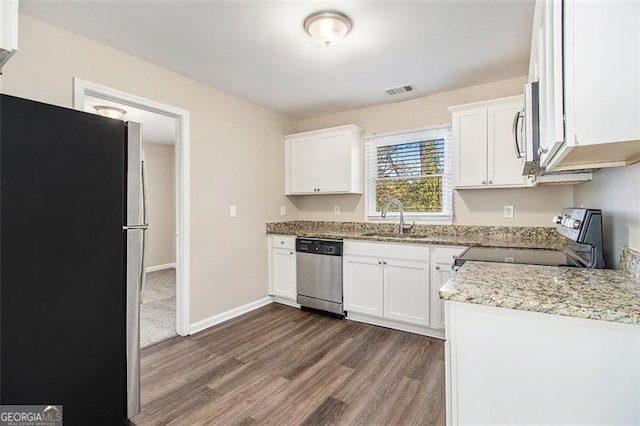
[365,125,453,223]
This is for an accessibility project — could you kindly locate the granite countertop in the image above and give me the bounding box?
[266,221,567,250]
[440,260,640,325]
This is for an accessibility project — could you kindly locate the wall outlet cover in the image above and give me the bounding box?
[503,205,514,219]
[230,205,237,218]
[334,205,340,215]
[280,205,286,216]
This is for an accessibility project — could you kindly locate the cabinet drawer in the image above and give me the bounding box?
[271,235,296,250]
[344,240,430,262]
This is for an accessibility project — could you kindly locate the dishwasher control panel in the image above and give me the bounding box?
[296,238,343,256]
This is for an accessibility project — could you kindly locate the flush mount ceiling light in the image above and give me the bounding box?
[304,11,352,47]
[94,105,127,120]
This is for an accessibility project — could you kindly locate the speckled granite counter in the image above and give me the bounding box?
[266,221,566,249]
[621,248,640,280]
[440,261,640,325]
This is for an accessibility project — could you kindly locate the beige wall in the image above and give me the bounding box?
[0,14,298,324]
[573,162,640,268]
[144,142,176,268]
[454,186,573,226]
[293,76,574,226]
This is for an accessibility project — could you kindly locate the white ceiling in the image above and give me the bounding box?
[83,95,176,145]
[21,0,535,120]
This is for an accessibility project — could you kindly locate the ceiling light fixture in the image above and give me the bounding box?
[304,11,352,47]
[94,105,127,120]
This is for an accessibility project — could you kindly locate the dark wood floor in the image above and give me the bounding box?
[132,303,445,425]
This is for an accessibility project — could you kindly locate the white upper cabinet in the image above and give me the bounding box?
[285,124,363,195]
[533,0,640,171]
[0,0,19,70]
[450,96,529,189]
[532,0,565,167]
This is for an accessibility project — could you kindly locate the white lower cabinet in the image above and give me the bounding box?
[430,246,467,330]
[445,301,640,425]
[268,235,297,304]
[383,259,430,325]
[343,240,432,333]
[343,256,383,317]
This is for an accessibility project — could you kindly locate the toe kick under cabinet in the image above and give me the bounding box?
[343,240,456,339]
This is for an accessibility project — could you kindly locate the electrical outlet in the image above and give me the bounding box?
[230,205,237,218]
[503,205,514,219]
[334,205,340,215]
[280,205,286,216]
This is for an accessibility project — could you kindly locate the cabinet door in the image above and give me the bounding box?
[272,248,296,300]
[343,255,383,317]
[431,263,453,330]
[570,0,640,146]
[453,108,488,188]
[0,0,18,53]
[487,103,527,187]
[318,131,351,193]
[431,246,466,331]
[383,259,430,326]
[538,0,564,167]
[288,136,318,194]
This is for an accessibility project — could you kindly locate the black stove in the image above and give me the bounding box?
[454,208,605,270]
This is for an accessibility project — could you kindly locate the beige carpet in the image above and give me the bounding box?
[141,268,177,348]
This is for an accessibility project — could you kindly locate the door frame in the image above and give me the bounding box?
[73,78,191,336]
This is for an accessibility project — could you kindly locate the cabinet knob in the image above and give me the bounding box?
[290,251,293,255]
[482,180,487,185]
[538,147,548,156]
[435,265,441,270]
[383,261,387,265]
[280,241,285,244]
[488,180,493,184]
[378,260,382,265]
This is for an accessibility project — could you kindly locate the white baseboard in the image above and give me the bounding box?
[189,297,273,335]
[271,296,300,309]
[146,262,176,273]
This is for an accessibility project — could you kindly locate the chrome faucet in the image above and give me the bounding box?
[381,197,415,234]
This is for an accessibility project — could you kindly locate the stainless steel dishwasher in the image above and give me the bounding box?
[296,237,344,316]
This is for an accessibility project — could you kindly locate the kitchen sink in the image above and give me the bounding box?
[359,232,430,239]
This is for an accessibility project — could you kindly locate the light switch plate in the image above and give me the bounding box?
[280,205,286,216]
[334,205,340,215]
[230,205,237,218]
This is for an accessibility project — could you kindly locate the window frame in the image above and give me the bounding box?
[365,124,453,224]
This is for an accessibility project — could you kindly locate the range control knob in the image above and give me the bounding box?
[552,215,563,225]
[571,219,581,230]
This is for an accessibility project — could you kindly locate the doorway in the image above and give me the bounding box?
[73,78,191,338]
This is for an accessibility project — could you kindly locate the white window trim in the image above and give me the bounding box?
[364,124,453,225]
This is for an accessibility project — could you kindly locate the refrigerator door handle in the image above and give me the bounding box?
[123,224,148,230]
[139,155,148,294]
[140,228,148,294]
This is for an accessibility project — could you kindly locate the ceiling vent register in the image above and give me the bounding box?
[385,85,414,96]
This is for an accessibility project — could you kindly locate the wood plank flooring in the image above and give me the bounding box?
[132,303,445,425]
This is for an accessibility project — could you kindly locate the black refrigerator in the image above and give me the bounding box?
[0,94,146,424]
